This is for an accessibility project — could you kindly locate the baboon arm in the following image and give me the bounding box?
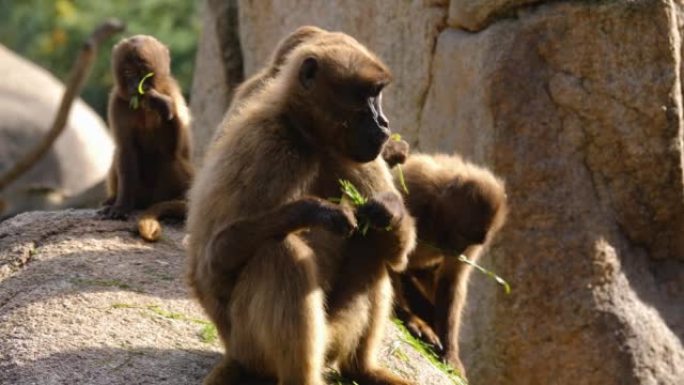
[365,212,416,272]
[113,145,138,209]
[434,247,480,368]
[354,192,416,272]
[391,271,413,318]
[207,197,354,276]
[385,213,416,271]
[146,88,175,121]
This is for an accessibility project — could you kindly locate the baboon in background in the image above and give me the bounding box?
[386,152,508,375]
[187,27,417,385]
[99,35,193,242]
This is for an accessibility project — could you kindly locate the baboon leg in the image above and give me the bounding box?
[227,236,326,385]
[341,277,414,385]
[433,254,476,376]
[204,358,244,385]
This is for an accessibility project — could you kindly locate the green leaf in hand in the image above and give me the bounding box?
[129,95,140,109]
[137,72,155,95]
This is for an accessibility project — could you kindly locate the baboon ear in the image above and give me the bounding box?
[299,57,318,89]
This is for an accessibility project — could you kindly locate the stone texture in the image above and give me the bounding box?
[0,45,114,217]
[235,0,447,145]
[418,1,684,384]
[0,211,456,385]
[448,0,544,31]
[189,0,244,165]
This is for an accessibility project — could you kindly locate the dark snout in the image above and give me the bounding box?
[351,116,390,163]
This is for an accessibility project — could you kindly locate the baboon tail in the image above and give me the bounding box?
[137,199,187,242]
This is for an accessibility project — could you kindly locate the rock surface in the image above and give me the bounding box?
[189,0,243,165]
[433,1,684,384]
[448,0,544,31]
[0,210,456,385]
[0,45,114,217]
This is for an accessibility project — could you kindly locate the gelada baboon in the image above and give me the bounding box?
[99,35,193,242]
[386,152,508,375]
[187,27,417,385]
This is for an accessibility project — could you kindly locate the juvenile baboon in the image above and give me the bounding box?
[387,153,508,375]
[99,35,193,242]
[187,28,417,385]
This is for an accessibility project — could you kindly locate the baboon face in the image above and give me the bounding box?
[296,39,392,163]
[112,35,170,96]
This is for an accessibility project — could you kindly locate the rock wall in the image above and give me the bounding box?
[191,1,684,384]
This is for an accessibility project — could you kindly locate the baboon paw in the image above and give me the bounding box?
[381,138,409,167]
[138,217,162,242]
[98,205,130,220]
[406,316,442,352]
[319,204,357,236]
[358,192,404,229]
[444,354,467,378]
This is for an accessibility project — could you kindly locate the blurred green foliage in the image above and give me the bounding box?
[0,0,200,118]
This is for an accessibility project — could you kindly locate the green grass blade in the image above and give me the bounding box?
[396,165,409,194]
[137,72,155,95]
[457,254,511,294]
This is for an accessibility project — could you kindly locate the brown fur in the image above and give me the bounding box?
[389,153,508,376]
[99,35,193,242]
[209,26,327,149]
[187,27,417,385]
[233,26,326,106]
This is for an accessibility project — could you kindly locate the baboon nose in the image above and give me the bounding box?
[374,128,389,145]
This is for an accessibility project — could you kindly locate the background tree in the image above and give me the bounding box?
[0,0,199,118]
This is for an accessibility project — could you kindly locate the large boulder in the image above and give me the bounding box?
[0,211,457,385]
[422,1,684,384]
[447,0,544,31]
[0,45,114,217]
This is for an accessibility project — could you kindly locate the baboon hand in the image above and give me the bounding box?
[405,314,443,352]
[98,204,131,220]
[302,199,357,236]
[147,89,175,120]
[445,352,467,379]
[357,192,405,229]
[381,138,409,167]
